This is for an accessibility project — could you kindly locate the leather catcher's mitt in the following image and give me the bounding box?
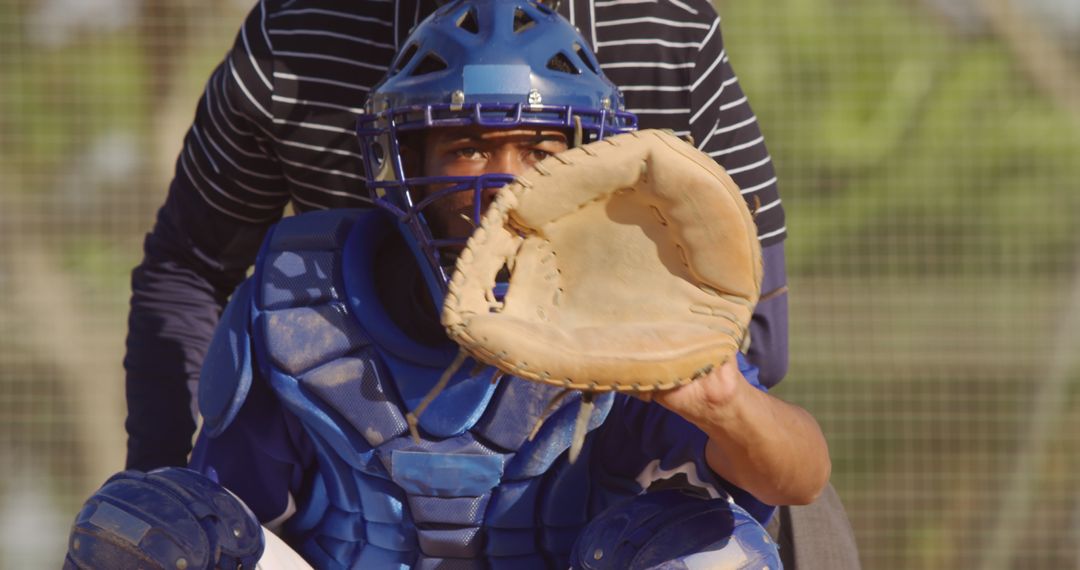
[442,129,762,395]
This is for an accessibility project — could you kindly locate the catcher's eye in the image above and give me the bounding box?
[454,147,484,160]
[527,149,553,163]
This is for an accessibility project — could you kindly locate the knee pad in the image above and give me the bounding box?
[65,467,264,570]
[571,490,781,570]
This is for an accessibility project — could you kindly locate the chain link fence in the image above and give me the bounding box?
[1,0,1077,567]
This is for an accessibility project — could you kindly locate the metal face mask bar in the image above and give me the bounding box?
[355,0,637,304]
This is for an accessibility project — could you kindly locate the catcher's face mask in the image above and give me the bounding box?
[356,0,636,308]
[414,125,569,245]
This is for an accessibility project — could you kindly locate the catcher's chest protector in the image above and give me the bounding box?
[249,210,620,569]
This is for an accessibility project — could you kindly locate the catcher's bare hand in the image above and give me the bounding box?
[645,358,742,423]
[656,358,831,506]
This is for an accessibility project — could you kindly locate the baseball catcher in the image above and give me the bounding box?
[65,1,828,567]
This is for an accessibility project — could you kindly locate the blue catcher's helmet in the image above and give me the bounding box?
[356,0,636,306]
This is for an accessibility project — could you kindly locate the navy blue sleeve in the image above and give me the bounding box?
[189,362,314,525]
[125,177,281,470]
[747,242,789,389]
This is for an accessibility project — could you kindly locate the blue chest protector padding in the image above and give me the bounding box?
[202,209,626,569]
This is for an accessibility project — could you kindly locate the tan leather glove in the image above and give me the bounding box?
[444,129,762,397]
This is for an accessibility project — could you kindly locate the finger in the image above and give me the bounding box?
[630,391,654,403]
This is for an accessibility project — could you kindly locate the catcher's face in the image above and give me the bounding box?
[413,126,568,243]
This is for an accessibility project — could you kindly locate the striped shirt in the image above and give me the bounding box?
[180,0,784,238]
[125,0,788,470]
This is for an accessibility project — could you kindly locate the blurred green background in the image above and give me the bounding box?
[1,0,1077,567]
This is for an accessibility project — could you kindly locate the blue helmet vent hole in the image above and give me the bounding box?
[456,8,479,34]
[547,52,580,75]
[513,7,536,33]
[411,53,449,76]
[393,43,419,74]
[573,43,599,75]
